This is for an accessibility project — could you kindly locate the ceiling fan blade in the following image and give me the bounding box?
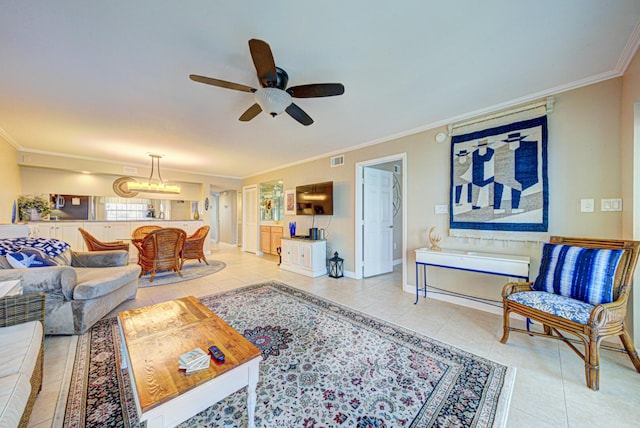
[239,103,262,122]
[286,103,314,126]
[287,83,345,98]
[189,74,256,93]
[248,39,277,87]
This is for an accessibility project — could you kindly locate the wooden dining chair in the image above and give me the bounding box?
[78,227,129,252]
[501,236,640,390]
[137,228,187,282]
[181,225,210,268]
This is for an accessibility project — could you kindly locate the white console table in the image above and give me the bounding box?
[414,248,530,305]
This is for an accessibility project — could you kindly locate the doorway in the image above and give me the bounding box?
[209,193,219,245]
[242,185,259,253]
[355,153,407,285]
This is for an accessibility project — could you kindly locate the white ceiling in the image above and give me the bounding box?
[1,1,639,179]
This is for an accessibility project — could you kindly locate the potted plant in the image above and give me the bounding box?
[17,194,52,221]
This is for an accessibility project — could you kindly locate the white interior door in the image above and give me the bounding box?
[209,194,219,243]
[363,167,394,277]
[242,185,258,253]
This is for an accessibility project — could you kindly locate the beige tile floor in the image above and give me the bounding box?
[26,245,640,427]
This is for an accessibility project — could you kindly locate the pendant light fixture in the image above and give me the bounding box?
[127,154,181,195]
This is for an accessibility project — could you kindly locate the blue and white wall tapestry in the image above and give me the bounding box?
[450,115,548,239]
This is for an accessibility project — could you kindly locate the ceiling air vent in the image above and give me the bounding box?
[330,155,345,168]
[123,166,138,175]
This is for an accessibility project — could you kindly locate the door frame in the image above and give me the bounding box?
[354,153,407,287]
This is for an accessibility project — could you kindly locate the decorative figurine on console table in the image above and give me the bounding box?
[428,227,442,251]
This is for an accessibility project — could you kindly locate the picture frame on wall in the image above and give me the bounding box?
[284,189,296,215]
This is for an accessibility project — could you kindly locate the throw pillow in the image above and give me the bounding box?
[6,247,58,269]
[533,243,624,305]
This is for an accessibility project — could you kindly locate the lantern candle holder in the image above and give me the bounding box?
[328,251,344,278]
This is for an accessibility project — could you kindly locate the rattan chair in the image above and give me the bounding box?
[78,227,129,252]
[181,225,210,268]
[501,236,640,390]
[131,225,162,240]
[137,227,186,282]
[0,292,45,428]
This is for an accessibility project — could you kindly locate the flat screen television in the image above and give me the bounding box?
[296,181,333,215]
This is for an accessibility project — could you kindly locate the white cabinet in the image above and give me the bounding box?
[31,222,84,251]
[280,238,327,277]
[172,221,203,236]
[83,222,132,246]
[83,222,133,258]
[172,221,209,254]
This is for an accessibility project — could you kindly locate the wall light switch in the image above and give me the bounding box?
[601,198,622,211]
[580,199,594,213]
[435,204,449,214]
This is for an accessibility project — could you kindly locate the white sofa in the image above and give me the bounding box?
[0,293,45,428]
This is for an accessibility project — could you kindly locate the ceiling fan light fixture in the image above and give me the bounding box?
[126,154,181,195]
[254,87,292,117]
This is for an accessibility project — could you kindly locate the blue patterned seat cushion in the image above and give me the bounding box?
[506,291,594,324]
[532,243,623,305]
[0,237,70,257]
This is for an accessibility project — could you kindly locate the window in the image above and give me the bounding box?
[104,197,151,220]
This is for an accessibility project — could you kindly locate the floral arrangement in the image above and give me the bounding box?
[17,194,52,221]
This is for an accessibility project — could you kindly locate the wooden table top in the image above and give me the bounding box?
[118,296,261,413]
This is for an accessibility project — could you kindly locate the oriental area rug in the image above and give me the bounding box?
[137,259,226,287]
[64,282,514,427]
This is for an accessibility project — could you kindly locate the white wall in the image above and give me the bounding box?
[244,78,625,303]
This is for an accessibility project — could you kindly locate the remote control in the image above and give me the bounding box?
[208,345,225,362]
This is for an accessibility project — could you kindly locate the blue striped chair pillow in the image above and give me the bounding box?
[532,243,624,305]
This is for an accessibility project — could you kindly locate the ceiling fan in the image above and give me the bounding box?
[189,39,345,126]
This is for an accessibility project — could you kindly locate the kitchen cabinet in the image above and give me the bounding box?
[173,221,201,236]
[29,220,207,263]
[260,226,283,255]
[30,222,85,251]
[280,238,327,277]
[83,222,132,249]
[270,227,282,255]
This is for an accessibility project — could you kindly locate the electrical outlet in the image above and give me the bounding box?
[580,199,594,213]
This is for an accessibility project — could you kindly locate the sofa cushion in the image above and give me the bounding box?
[0,321,43,379]
[507,290,594,324]
[0,373,30,428]
[0,237,70,258]
[73,264,140,300]
[532,243,624,305]
[0,248,71,270]
[6,247,57,269]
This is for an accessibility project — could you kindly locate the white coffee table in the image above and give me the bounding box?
[118,296,262,428]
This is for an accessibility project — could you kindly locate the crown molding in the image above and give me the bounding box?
[615,19,640,74]
[0,127,22,151]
